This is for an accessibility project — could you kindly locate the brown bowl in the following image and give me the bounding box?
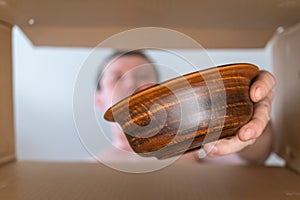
[104,63,259,159]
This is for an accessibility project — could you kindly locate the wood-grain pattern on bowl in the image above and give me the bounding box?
[104,63,259,159]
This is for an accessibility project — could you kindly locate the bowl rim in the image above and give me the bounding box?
[104,63,259,122]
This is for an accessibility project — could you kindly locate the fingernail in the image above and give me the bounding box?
[198,148,207,159]
[244,128,254,140]
[255,87,265,101]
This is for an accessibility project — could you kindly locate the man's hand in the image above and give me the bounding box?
[199,70,276,163]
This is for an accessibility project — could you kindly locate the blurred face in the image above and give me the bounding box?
[96,55,158,111]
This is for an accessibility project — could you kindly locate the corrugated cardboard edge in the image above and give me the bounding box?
[0,21,16,165]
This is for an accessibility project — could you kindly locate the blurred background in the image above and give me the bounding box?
[13,26,274,162]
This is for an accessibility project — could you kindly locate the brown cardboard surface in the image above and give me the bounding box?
[0,22,15,165]
[20,26,274,49]
[1,0,300,48]
[271,23,300,173]
[0,161,299,200]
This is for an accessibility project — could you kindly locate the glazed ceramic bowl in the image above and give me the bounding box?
[104,63,259,159]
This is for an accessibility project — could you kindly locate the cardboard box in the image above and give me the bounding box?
[271,23,300,174]
[0,1,299,199]
[0,21,15,165]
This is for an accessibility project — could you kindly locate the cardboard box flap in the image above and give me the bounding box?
[271,22,300,173]
[1,0,300,48]
[0,162,300,199]
[20,26,274,49]
[0,21,15,165]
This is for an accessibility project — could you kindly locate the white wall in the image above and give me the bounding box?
[13,27,273,161]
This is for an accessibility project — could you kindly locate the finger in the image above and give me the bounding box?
[238,91,274,141]
[200,136,256,158]
[250,71,276,102]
